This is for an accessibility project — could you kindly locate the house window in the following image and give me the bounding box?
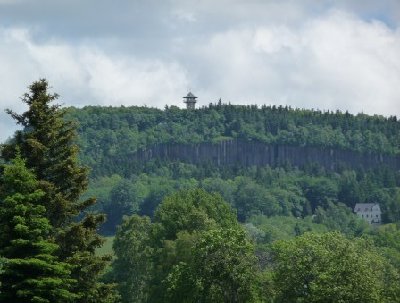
[366,214,369,218]
[376,215,379,217]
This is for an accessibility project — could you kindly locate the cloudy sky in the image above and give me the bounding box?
[1,0,400,142]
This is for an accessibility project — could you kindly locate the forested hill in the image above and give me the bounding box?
[66,104,400,177]
[3,89,400,302]
[60,103,400,237]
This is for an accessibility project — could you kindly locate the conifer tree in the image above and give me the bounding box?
[0,154,76,303]
[1,80,117,302]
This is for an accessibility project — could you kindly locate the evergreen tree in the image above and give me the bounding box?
[0,154,76,303]
[1,80,117,302]
[3,79,88,228]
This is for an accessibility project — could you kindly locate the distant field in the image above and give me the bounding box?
[97,236,115,256]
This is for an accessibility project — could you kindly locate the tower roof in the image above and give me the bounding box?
[183,92,197,99]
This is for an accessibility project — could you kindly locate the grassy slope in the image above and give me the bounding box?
[97,236,115,257]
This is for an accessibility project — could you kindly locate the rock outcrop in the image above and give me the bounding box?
[128,139,400,171]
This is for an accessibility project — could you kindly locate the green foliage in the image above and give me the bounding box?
[381,188,400,222]
[1,80,118,302]
[96,236,115,257]
[271,232,400,303]
[191,228,258,302]
[112,215,153,303]
[111,190,400,303]
[0,155,76,302]
[247,215,328,245]
[149,189,243,302]
[85,162,400,233]
[2,81,400,303]
[65,105,400,178]
[301,176,339,210]
[164,228,259,303]
[234,177,281,221]
[3,80,88,226]
[82,174,123,211]
[371,223,400,252]
[101,179,143,234]
[154,188,237,239]
[367,223,400,269]
[112,189,257,302]
[57,104,400,232]
[313,202,370,236]
[59,103,400,303]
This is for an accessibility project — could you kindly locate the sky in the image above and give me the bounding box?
[1,0,400,142]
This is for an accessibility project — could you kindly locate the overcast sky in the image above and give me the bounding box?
[1,0,400,142]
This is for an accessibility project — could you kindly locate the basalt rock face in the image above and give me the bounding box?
[128,140,400,171]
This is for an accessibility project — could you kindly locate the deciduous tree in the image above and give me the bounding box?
[112,189,259,302]
[271,232,400,303]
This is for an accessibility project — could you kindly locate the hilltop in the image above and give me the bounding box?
[64,104,400,234]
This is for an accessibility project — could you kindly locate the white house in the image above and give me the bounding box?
[353,203,381,224]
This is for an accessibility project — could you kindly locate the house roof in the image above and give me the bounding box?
[354,203,380,212]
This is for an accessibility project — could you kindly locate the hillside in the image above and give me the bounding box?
[65,104,400,235]
[3,95,400,302]
[66,104,400,177]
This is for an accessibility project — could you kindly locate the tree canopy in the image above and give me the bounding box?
[112,189,258,303]
[271,232,400,303]
[1,80,118,302]
[0,154,76,303]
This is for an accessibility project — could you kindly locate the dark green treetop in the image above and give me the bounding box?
[0,154,77,303]
[1,80,118,303]
[3,79,89,225]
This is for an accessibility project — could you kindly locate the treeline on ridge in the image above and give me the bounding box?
[66,103,400,178]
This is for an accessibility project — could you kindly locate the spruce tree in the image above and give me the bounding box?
[1,80,117,302]
[0,154,76,303]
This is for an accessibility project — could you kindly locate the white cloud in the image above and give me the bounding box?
[1,28,189,107]
[79,50,188,107]
[0,27,189,141]
[172,9,196,23]
[253,26,300,54]
[192,10,400,115]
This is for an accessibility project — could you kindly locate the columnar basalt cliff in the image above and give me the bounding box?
[126,139,400,171]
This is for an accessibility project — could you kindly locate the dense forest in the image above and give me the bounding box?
[1,81,400,302]
[66,104,400,177]
[64,104,400,234]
